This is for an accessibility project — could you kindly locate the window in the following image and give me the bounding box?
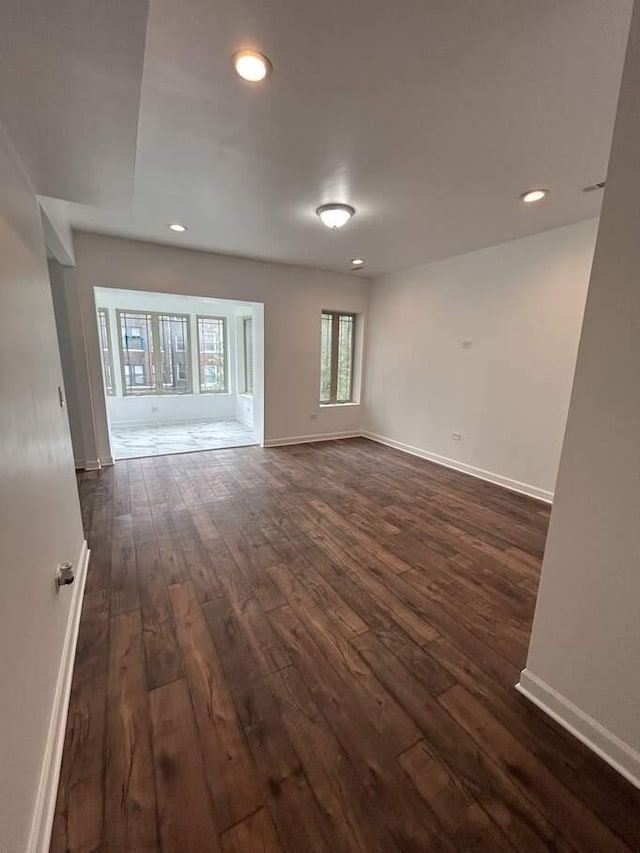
[197,316,227,393]
[118,310,191,395]
[243,317,254,394]
[320,311,356,404]
[158,314,190,394]
[97,308,114,395]
[119,311,155,394]
[124,364,147,386]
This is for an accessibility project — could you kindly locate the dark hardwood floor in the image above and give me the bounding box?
[51,438,640,852]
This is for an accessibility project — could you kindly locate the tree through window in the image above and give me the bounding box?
[320,311,355,403]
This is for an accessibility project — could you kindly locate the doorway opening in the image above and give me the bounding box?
[94,287,264,460]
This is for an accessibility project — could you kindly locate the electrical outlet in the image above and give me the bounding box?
[462,340,472,349]
[452,432,462,441]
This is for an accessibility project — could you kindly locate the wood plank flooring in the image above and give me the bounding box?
[51,438,640,852]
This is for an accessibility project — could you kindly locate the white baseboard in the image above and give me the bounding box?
[516,669,640,790]
[264,430,361,448]
[28,540,90,853]
[109,416,234,429]
[74,457,113,470]
[361,431,553,503]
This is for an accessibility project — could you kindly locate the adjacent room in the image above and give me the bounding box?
[1,1,640,852]
[94,288,263,459]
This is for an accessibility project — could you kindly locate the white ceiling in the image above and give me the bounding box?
[0,0,149,205]
[6,0,632,276]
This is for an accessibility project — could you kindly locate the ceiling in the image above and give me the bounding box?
[0,0,149,205]
[3,0,632,276]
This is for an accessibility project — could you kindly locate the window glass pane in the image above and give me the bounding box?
[243,317,254,394]
[97,308,114,395]
[198,317,226,393]
[336,314,354,402]
[320,312,333,403]
[120,311,154,394]
[158,314,190,394]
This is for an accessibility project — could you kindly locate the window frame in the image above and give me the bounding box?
[242,316,254,395]
[97,307,115,396]
[117,309,192,396]
[320,310,356,405]
[196,314,229,395]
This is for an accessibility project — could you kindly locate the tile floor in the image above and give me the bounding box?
[110,419,259,460]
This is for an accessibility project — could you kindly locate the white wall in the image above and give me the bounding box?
[0,126,85,850]
[233,304,261,432]
[40,199,75,266]
[64,232,369,464]
[363,219,598,500]
[49,260,86,466]
[520,4,640,787]
[94,288,259,430]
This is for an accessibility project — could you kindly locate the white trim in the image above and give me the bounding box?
[106,414,234,429]
[28,540,90,853]
[264,430,361,448]
[74,456,113,470]
[361,431,553,503]
[516,669,640,790]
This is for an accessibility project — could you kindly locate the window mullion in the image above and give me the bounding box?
[117,309,128,396]
[223,318,229,393]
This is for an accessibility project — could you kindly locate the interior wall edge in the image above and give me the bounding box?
[516,669,640,790]
[361,430,554,503]
[27,540,90,853]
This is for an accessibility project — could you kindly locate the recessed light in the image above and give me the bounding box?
[316,203,355,229]
[233,49,272,82]
[520,188,549,204]
[351,258,365,267]
[169,223,187,232]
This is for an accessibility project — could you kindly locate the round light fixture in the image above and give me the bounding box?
[316,203,355,229]
[520,188,549,204]
[169,223,187,232]
[233,49,272,82]
[351,258,365,267]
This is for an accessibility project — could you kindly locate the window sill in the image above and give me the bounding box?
[319,402,360,408]
[238,392,254,399]
[118,391,232,398]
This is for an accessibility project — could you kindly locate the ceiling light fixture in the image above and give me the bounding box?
[316,203,355,229]
[351,258,365,267]
[233,49,272,82]
[169,223,187,232]
[520,188,549,204]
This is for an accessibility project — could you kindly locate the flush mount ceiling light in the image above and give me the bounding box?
[520,188,549,204]
[169,223,187,232]
[351,258,365,268]
[316,203,355,229]
[233,49,272,82]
